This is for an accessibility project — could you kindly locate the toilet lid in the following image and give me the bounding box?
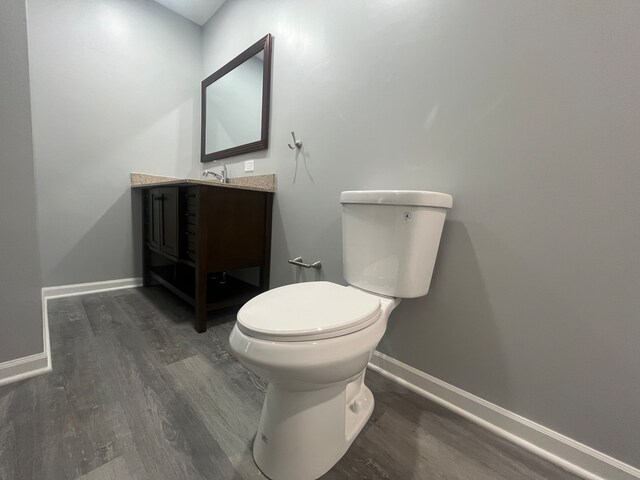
[237,281,381,341]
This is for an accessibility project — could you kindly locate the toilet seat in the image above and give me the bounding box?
[237,281,381,342]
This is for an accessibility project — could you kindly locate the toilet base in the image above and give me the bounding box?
[253,373,374,480]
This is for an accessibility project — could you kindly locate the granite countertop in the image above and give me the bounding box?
[130,172,276,193]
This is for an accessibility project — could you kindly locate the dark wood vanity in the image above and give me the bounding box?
[135,175,274,332]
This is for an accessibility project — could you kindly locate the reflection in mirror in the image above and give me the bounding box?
[205,52,263,154]
[201,34,272,162]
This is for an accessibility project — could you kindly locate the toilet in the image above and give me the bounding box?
[229,189,453,480]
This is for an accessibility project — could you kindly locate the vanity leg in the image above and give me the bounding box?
[195,307,207,333]
[259,264,270,292]
[259,194,273,292]
[195,268,207,333]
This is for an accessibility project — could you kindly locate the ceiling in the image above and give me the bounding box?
[153,0,226,26]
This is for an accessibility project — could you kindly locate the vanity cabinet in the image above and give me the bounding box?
[141,183,273,332]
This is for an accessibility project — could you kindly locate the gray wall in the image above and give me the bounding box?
[0,0,44,363]
[27,0,203,286]
[202,0,640,467]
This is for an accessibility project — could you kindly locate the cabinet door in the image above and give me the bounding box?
[159,188,179,257]
[147,190,161,250]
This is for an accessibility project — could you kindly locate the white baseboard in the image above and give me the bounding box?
[41,277,143,300]
[368,350,640,480]
[0,351,50,387]
[0,278,142,387]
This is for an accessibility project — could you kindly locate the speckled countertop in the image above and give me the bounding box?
[130,172,276,193]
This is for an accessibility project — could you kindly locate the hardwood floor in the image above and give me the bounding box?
[0,287,581,480]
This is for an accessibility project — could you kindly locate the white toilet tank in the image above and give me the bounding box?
[341,190,453,298]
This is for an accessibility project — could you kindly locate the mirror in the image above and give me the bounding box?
[201,34,272,162]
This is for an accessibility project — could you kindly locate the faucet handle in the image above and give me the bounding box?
[202,167,227,183]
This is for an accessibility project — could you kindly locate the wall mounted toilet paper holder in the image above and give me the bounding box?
[288,256,321,269]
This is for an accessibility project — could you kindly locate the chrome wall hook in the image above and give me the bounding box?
[287,131,302,149]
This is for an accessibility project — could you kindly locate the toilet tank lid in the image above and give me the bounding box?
[340,190,452,208]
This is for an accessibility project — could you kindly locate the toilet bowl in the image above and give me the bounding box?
[229,190,452,480]
[229,282,400,480]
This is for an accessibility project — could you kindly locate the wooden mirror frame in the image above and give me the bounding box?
[201,34,273,163]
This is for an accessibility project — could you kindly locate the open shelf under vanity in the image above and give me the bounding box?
[147,264,262,311]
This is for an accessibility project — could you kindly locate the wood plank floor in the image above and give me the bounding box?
[0,286,582,480]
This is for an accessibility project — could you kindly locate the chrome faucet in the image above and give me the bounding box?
[202,161,228,183]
